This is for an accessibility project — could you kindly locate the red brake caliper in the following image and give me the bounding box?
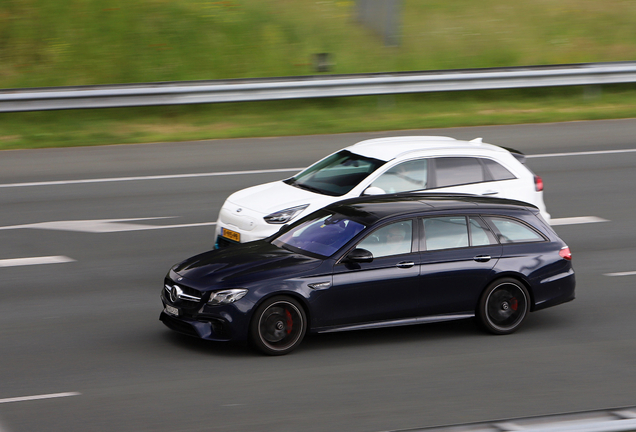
[285,309,293,334]
[510,297,518,311]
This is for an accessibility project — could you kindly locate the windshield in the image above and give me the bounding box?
[272,210,366,257]
[285,150,385,196]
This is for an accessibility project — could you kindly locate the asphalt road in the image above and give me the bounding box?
[2,119,636,432]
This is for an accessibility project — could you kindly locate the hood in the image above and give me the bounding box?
[227,181,321,214]
[171,241,323,288]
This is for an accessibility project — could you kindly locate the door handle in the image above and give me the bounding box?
[473,255,491,262]
[396,261,415,268]
[481,191,499,196]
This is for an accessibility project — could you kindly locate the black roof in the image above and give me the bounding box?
[326,193,538,225]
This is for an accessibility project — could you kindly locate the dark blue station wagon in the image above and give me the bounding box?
[160,194,575,355]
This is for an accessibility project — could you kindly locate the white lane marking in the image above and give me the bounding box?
[527,148,636,159]
[605,271,636,277]
[0,168,303,188]
[549,216,608,226]
[0,256,75,267]
[0,392,80,404]
[0,216,603,233]
[0,148,635,189]
[0,218,216,233]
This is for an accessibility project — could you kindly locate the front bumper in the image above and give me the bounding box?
[215,203,284,244]
[159,310,233,341]
[159,284,250,341]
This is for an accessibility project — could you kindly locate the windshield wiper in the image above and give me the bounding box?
[290,182,326,195]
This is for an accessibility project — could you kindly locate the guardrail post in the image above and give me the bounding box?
[356,0,402,47]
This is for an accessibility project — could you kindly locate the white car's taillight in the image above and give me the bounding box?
[534,175,544,192]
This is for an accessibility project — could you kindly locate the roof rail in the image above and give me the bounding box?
[352,136,456,147]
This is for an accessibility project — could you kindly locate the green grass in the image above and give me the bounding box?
[2,85,636,150]
[2,0,636,149]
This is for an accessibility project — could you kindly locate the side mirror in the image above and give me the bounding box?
[362,186,385,196]
[346,248,374,263]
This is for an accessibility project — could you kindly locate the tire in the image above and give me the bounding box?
[250,296,307,356]
[477,278,530,335]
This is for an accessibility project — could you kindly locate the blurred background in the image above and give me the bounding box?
[2,0,636,150]
[3,0,636,87]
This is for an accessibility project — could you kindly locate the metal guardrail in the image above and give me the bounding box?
[2,61,636,112]
[402,406,636,432]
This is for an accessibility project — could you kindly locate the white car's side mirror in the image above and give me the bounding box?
[362,186,386,196]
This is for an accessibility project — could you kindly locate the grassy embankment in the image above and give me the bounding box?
[1,0,636,149]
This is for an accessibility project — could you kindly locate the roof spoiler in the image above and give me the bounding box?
[470,138,526,163]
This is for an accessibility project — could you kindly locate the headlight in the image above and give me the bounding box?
[263,204,309,224]
[208,289,248,305]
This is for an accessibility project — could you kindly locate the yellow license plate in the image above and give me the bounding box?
[222,228,241,242]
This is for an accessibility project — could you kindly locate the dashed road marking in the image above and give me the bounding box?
[605,271,636,277]
[549,216,608,226]
[0,256,75,268]
[0,392,80,404]
[527,148,636,158]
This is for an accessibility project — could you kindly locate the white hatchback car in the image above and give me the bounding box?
[215,136,549,247]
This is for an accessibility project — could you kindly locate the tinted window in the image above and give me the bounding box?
[485,217,544,243]
[482,159,516,181]
[370,159,427,193]
[273,211,365,257]
[357,220,413,258]
[470,217,497,246]
[423,216,469,251]
[285,150,385,197]
[434,157,484,187]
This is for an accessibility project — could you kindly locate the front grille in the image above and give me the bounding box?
[216,235,239,249]
[164,278,202,302]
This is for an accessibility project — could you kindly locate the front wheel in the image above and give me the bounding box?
[250,296,307,356]
[478,278,530,335]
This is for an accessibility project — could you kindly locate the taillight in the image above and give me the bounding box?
[559,246,572,260]
[534,175,544,192]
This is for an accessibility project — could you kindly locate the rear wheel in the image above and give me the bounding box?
[478,278,530,335]
[250,296,307,356]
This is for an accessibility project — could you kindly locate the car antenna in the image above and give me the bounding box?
[469,137,483,144]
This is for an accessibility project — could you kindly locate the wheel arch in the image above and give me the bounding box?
[248,291,312,333]
[479,272,536,312]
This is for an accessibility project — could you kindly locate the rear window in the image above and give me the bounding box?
[484,217,544,243]
[482,159,516,181]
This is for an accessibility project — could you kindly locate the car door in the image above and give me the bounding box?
[417,215,503,315]
[318,219,422,328]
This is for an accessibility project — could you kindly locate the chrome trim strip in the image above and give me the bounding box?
[317,313,474,333]
[178,293,201,302]
[164,284,201,302]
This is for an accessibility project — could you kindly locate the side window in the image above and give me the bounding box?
[357,220,413,258]
[423,216,469,251]
[485,217,544,243]
[434,157,485,187]
[370,159,427,193]
[482,158,516,181]
[469,217,497,246]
